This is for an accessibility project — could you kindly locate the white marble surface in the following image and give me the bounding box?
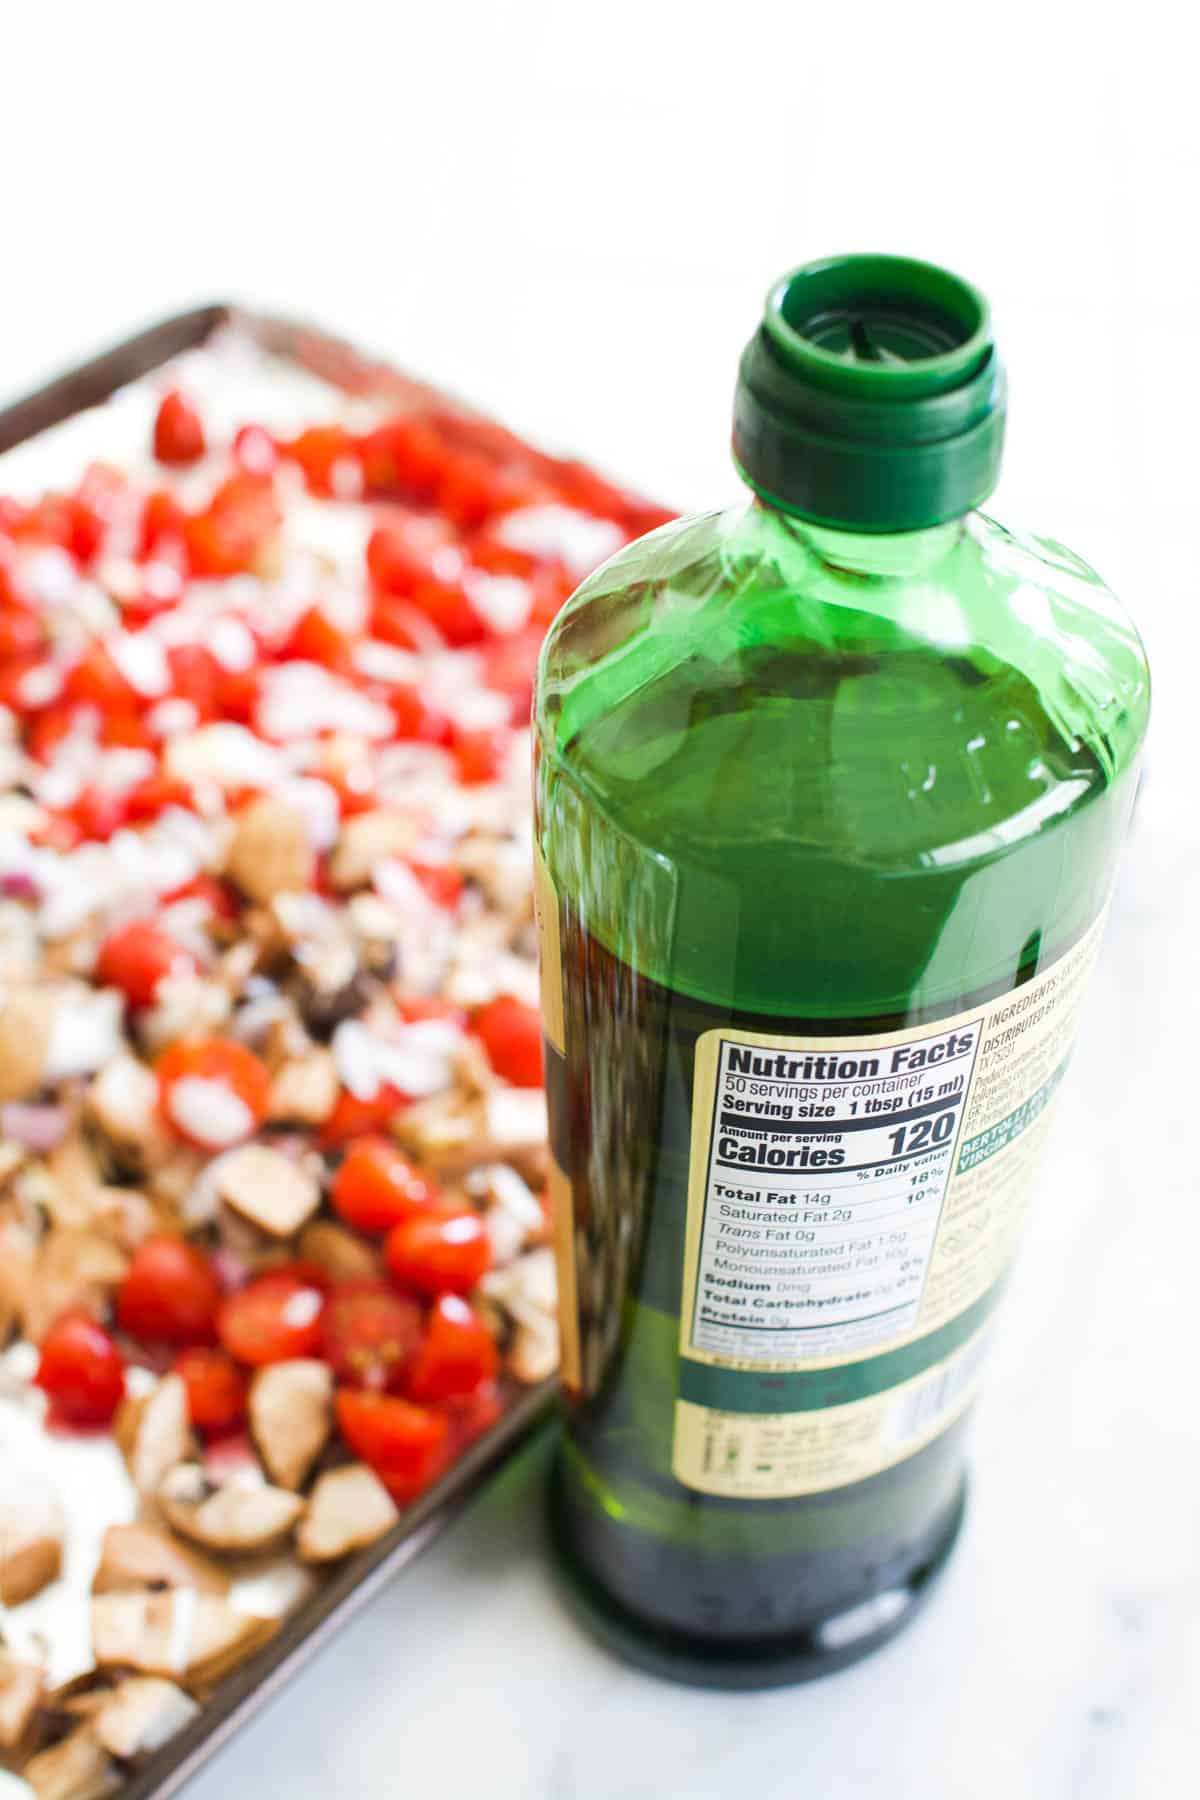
[4,5,1198,1794]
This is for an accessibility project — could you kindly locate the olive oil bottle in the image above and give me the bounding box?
[533,255,1150,1687]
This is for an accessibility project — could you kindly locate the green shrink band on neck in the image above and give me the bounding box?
[733,253,1007,533]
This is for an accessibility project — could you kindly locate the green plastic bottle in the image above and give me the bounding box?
[532,255,1150,1688]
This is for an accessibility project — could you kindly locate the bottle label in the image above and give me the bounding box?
[672,916,1107,1498]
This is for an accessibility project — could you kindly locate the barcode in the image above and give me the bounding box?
[885,1333,990,1448]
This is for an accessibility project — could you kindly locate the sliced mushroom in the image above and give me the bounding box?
[296,1464,399,1563]
[267,1048,338,1126]
[91,1591,276,1688]
[86,1054,173,1170]
[21,1726,117,1800]
[226,797,313,904]
[43,1134,105,1232]
[0,1213,37,1345]
[0,983,56,1104]
[298,1219,381,1283]
[158,1464,304,1554]
[328,809,421,890]
[20,1229,129,1346]
[92,1523,228,1597]
[92,1676,199,1760]
[114,1374,193,1498]
[507,1312,559,1383]
[0,1655,45,1752]
[248,1360,333,1491]
[215,1144,320,1238]
[0,1473,65,1606]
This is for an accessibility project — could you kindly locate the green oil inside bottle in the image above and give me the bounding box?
[533,258,1150,1686]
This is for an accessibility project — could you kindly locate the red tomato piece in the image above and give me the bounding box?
[410,577,486,649]
[96,920,196,1008]
[99,710,154,751]
[153,389,206,465]
[35,1311,125,1427]
[408,858,463,909]
[184,473,279,578]
[174,1346,248,1435]
[156,1036,270,1149]
[278,425,361,498]
[326,765,377,817]
[453,726,511,787]
[320,1280,423,1390]
[166,643,220,717]
[118,1236,222,1346]
[331,1139,440,1236]
[359,418,445,502]
[388,685,452,746]
[162,872,239,919]
[384,1210,491,1299]
[63,645,138,711]
[318,1083,409,1148]
[448,1382,505,1450]
[140,489,190,557]
[218,1272,325,1367]
[232,423,279,476]
[365,514,456,592]
[69,786,131,842]
[0,604,44,661]
[124,775,199,826]
[398,996,468,1028]
[333,1389,450,1499]
[474,994,544,1088]
[282,605,353,673]
[404,1295,498,1405]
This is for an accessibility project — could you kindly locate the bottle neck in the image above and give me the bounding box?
[754,498,968,579]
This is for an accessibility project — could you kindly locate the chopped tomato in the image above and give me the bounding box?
[162,872,239,919]
[69,786,131,842]
[232,423,278,476]
[389,685,453,746]
[384,1210,491,1298]
[365,513,456,592]
[140,488,190,556]
[35,1312,125,1427]
[326,765,377,817]
[409,858,463,909]
[331,1139,440,1235]
[333,1389,450,1501]
[0,604,44,661]
[117,1236,222,1346]
[96,920,196,1008]
[359,419,444,502]
[63,645,138,711]
[99,709,154,750]
[166,643,220,717]
[157,1036,270,1149]
[320,1280,422,1390]
[319,1083,409,1148]
[474,994,544,1088]
[282,605,353,673]
[399,995,468,1028]
[453,726,510,786]
[174,1346,247,1435]
[218,1271,325,1366]
[124,775,199,826]
[278,425,361,498]
[404,1295,498,1404]
[154,389,206,465]
[409,576,486,648]
[184,473,279,578]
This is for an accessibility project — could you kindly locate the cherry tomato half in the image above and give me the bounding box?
[35,1311,126,1427]
[157,1036,270,1150]
[473,995,544,1088]
[218,1272,325,1367]
[320,1280,422,1390]
[404,1295,498,1405]
[384,1210,491,1299]
[333,1388,450,1502]
[452,726,510,786]
[117,1236,222,1346]
[173,1346,248,1435]
[318,1083,409,1148]
[153,389,206,466]
[96,920,196,1009]
[331,1139,440,1236]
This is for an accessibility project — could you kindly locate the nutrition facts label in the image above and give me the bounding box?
[687,1018,982,1361]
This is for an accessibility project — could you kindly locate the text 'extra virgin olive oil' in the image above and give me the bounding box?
[533,255,1150,1687]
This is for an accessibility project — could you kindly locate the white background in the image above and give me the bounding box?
[3,5,1197,1796]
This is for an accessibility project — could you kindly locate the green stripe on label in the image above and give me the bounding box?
[956,1060,1067,1173]
[677,1282,1002,1415]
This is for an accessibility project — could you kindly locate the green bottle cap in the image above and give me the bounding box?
[733,254,1006,533]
